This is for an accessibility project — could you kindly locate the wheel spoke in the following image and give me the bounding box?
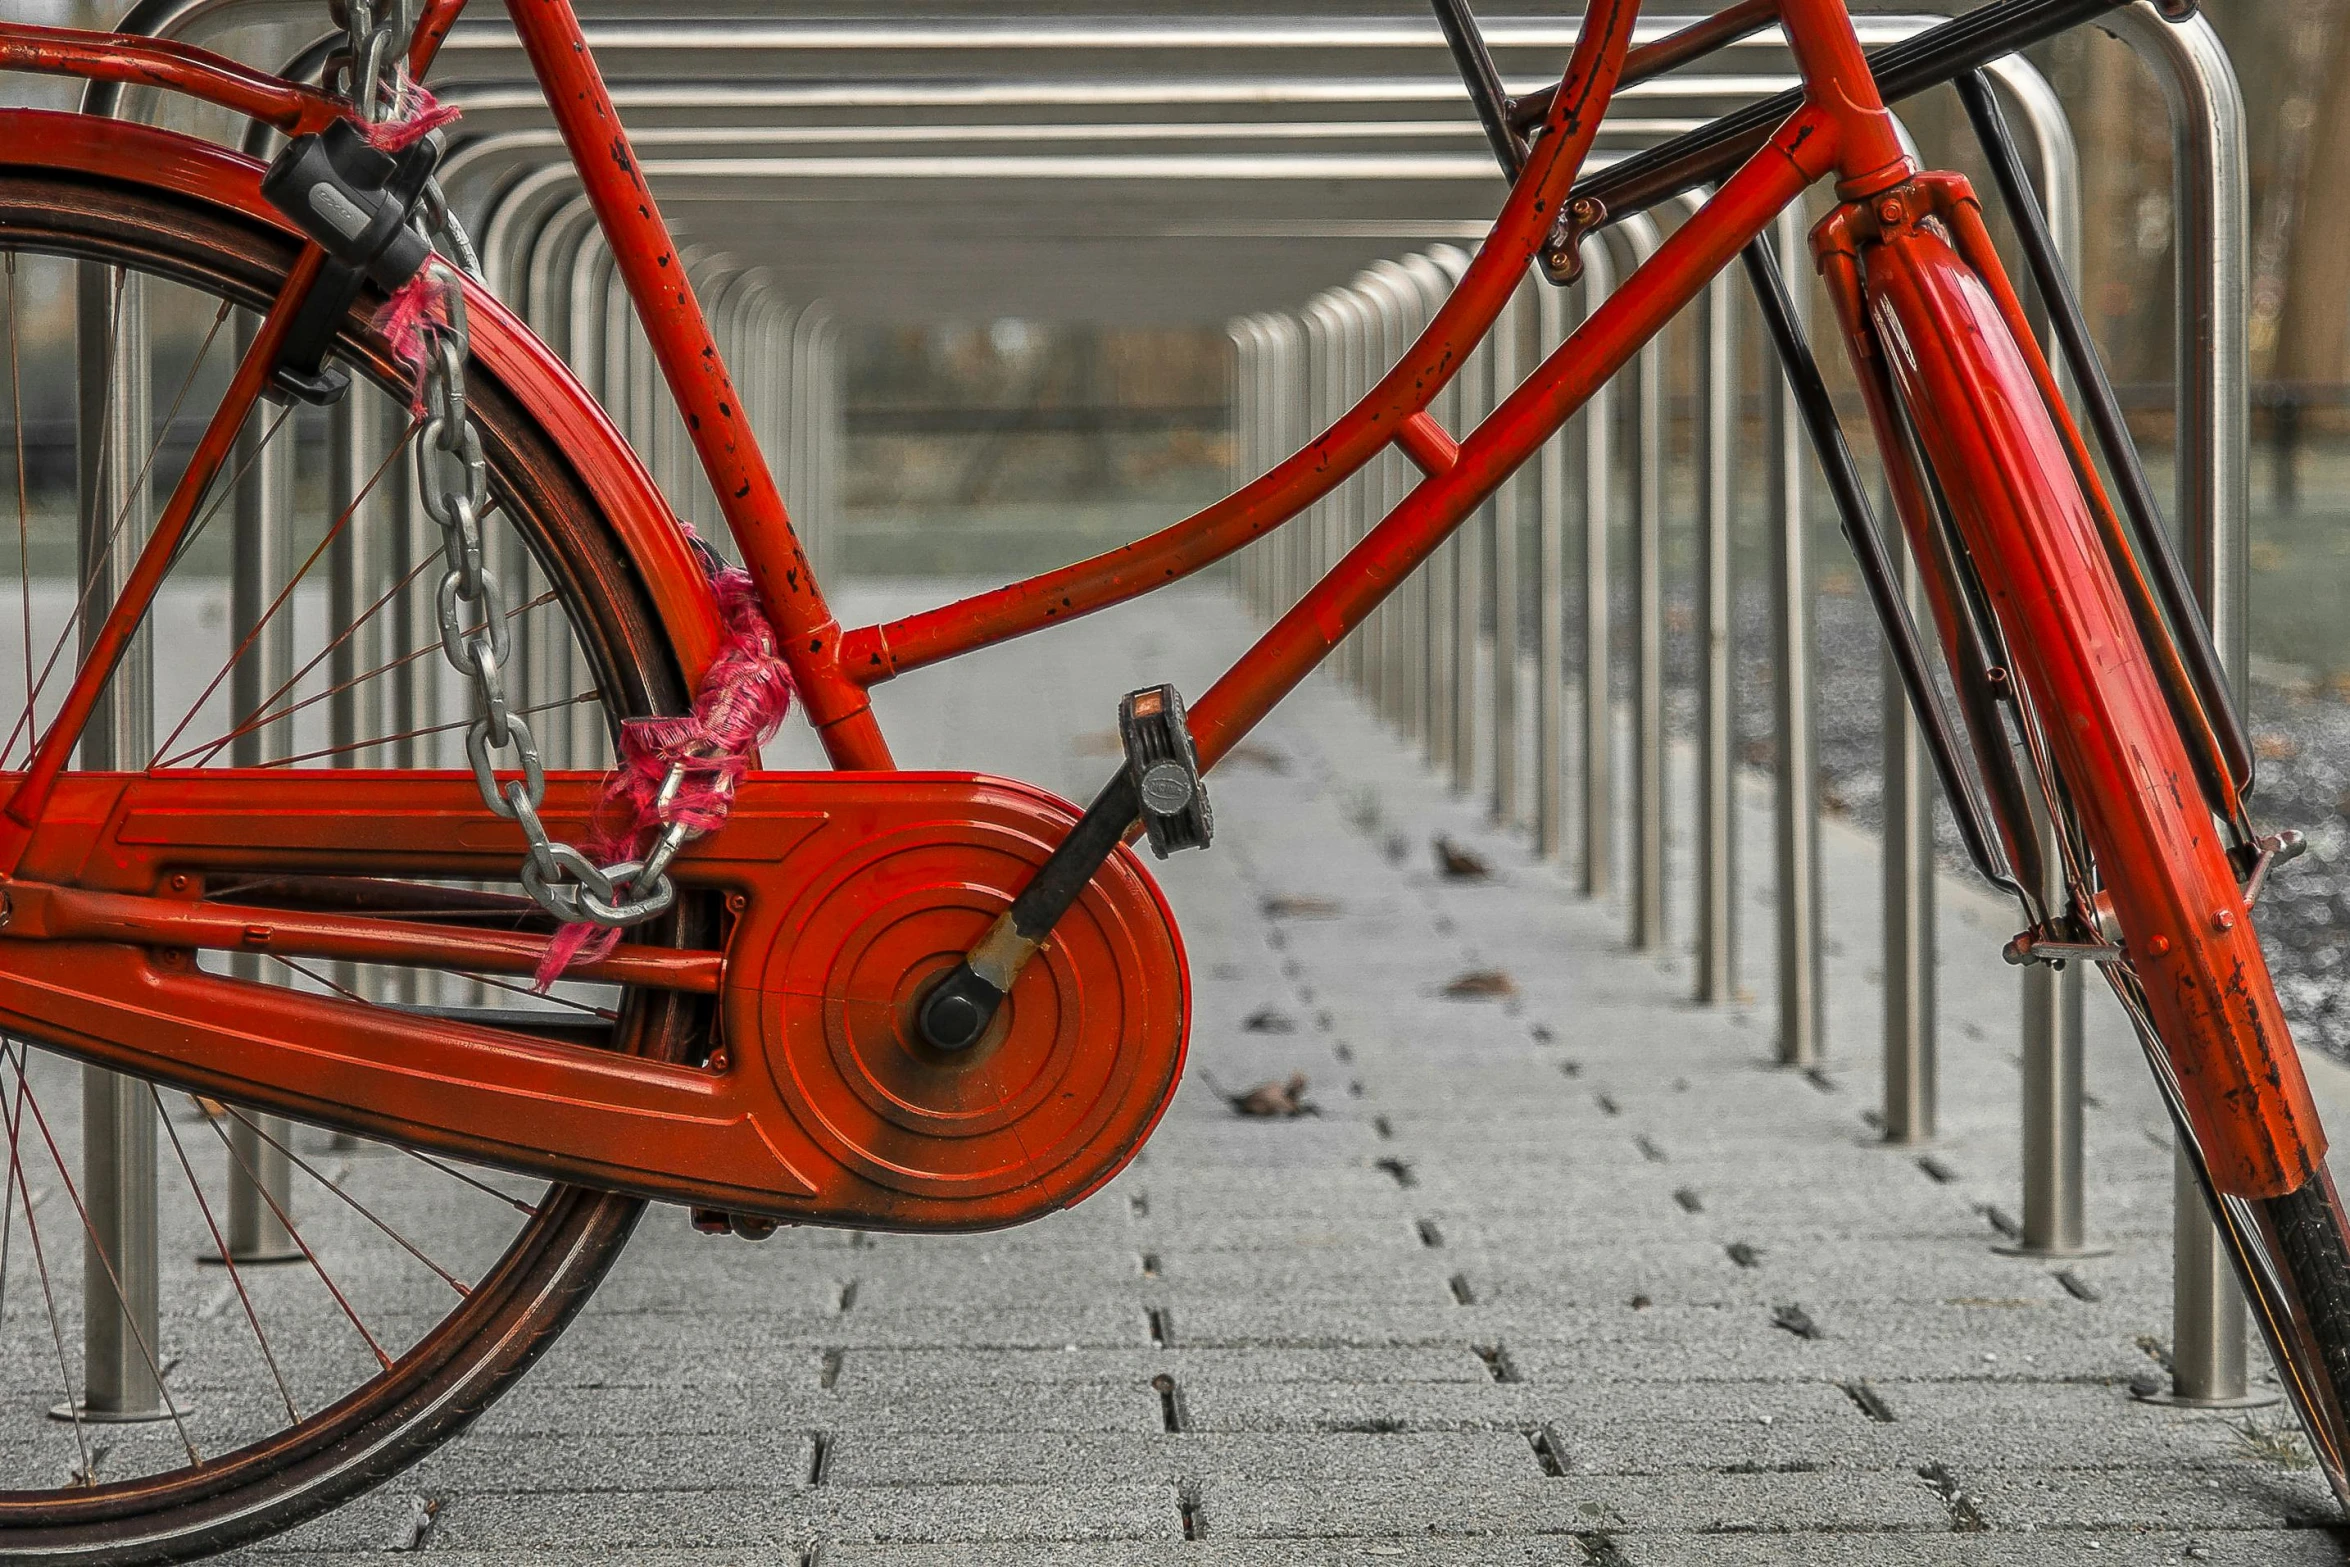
[6,1043,200,1464]
[452,966,620,1019]
[8,255,33,759]
[256,689,600,769]
[150,420,418,771]
[220,1103,472,1299]
[400,1143,539,1218]
[2,294,231,772]
[198,1108,392,1371]
[2,1043,94,1486]
[0,199,668,1529]
[149,1083,300,1426]
[167,577,558,772]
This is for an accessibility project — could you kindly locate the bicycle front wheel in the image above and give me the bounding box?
[0,120,714,1561]
[1862,206,2350,1501]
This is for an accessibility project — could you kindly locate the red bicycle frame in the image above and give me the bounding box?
[0,0,1909,791]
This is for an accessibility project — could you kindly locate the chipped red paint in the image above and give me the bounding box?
[1823,179,2324,1198]
[408,0,471,76]
[504,0,892,768]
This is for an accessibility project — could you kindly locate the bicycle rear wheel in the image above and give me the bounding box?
[1860,205,2350,1503]
[0,130,708,1560]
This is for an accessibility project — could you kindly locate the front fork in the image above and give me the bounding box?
[1816,173,2254,901]
[1813,172,2350,1498]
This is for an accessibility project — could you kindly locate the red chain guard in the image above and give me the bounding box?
[0,771,1188,1232]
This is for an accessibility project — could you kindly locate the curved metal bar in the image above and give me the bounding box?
[1577,240,1618,896]
[1611,211,1668,948]
[1760,200,1821,1064]
[1686,187,1739,1009]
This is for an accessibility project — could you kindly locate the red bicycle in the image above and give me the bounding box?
[0,0,2343,1557]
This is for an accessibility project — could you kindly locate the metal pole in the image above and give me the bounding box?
[1256,315,1281,615]
[1619,214,1669,950]
[67,261,169,1421]
[2103,1,2263,1407]
[1426,247,1471,782]
[322,384,377,1148]
[1325,296,1357,641]
[1881,526,1937,1143]
[1941,54,2092,1262]
[1580,243,1617,898]
[1363,263,1416,728]
[1283,313,1310,616]
[222,315,302,1262]
[1240,319,1259,610]
[1871,116,1937,1145]
[1453,320,1486,798]
[325,356,383,1021]
[815,314,841,589]
[1765,205,1824,1064]
[1240,318,1265,612]
[1693,207,1738,1007]
[1338,282,1373,697]
[1489,280,1525,827]
[1403,253,1454,752]
[1534,273,1569,861]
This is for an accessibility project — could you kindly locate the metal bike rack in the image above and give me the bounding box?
[68,263,170,1424]
[1762,202,1824,1066]
[1233,3,2259,1410]
[222,311,302,1263]
[2099,0,2266,1411]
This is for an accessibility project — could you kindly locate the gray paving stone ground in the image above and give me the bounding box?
[235,579,2350,1563]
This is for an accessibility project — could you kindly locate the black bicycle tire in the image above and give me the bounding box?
[2265,1180,2350,1440]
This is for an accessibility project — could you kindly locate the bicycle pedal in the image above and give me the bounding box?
[1118,684,1212,858]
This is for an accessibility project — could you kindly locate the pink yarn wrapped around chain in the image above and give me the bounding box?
[533,543,796,987]
[362,78,460,152]
[370,267,449,413]
[359,80,464,411]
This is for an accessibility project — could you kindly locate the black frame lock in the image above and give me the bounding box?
[1119,684,1212,858]
[259,118,441,405]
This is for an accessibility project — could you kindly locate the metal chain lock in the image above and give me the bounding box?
[337,0,687,933]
